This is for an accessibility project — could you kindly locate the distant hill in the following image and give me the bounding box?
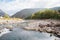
[51,7,60,13]
[51,7,60,10]
[12,8,44,18]
[12,7,60,18]
[0,9,5,16]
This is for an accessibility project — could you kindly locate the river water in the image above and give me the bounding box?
[0,20,58,40]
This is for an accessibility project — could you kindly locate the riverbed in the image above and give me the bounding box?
[0,19,60,40]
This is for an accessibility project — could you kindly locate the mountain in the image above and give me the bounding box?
[51,7,60,10]
[12,8,44,18]
[51,7,60,13]
[0,9,5,16]
[12,7,60,18]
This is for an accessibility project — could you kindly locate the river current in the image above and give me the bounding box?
[0,20,58,40]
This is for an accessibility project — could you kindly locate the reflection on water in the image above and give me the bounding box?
[0,20,57,40]
[0,28,56,40]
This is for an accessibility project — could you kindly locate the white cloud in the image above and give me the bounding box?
[0,0,60,15]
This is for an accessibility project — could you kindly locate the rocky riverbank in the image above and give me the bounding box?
[0,18,24,33]
[0,19,60,40]
[23,19,60,38]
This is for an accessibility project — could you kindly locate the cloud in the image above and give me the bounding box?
[0,0,60,15]
[0,0,15,3]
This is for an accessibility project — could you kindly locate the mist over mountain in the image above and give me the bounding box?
[51,7,60,13]
[12,8,44,18]
[0,9,5,16]
[51,7,60,10]
[11,7,60,19]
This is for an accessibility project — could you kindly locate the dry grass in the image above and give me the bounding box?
[0,17,23,23]
[0,17,23,20]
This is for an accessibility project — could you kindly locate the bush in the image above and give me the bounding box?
[4,13,10,18]
[25,16,31,19]
[31,9,60,19]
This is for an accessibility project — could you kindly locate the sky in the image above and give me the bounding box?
[0,0,60,16]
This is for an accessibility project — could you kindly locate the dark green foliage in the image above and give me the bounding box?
[25,16,31,19]
[4,13,10,18]
[26,9,60,19]
[58,10,60,13]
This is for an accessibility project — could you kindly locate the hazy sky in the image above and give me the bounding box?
[0,0,60,15]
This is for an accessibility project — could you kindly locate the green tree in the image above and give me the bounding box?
[4,13,10,18]
[31,9,60,19]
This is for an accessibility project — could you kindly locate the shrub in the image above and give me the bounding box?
[4,13,10,18]
[31,9,60,19]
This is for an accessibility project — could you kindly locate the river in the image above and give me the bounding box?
[0,20,59,40]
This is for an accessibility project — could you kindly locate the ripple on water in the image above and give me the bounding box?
[0,20,59,40]
[0,28,56,40]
